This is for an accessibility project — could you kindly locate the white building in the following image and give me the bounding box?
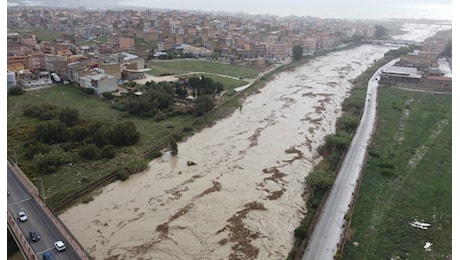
[79,73,117,95]
[7,70,16,89]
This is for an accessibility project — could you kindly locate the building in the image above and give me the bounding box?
[99,62,121,80]
[21,34,37,46]
[7,70,17,89]
[18,70,53,87]
[378,66,421,85]
[118,37,135,51]
[422,37,448,55]
[79,73,118,95]
[269,42,289,59]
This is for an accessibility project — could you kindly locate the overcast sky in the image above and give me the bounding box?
[5,0,453,20]
[115,0,452,20]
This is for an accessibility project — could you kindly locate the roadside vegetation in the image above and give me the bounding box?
[287,45,419,259]
[341,88,451,259]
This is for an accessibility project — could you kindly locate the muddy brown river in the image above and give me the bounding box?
[59,23,450,259]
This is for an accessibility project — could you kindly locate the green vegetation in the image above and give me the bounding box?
[342,88,451,259]
[146,60,261,78]
[7,59,262,210]
[7,84,195,208]
[8,27,64,42]
[287,45,420,259]
[292,45,303,61]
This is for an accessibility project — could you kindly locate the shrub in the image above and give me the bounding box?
[8,86,25,96]
[78,144,100,160]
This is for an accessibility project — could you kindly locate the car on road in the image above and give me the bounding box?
[54,240,66,251]
[18,211,27,222]
[30,230,41,241]
[43,252,55,260]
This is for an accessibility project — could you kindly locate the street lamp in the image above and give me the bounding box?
[33,177,45,201]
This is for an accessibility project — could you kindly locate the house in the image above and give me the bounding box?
[79,73,118,95]
[18,70,53,87]
[182,45,212,57]
[378,66,421,85]
[7,70,17,89]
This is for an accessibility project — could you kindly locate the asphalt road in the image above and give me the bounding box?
[7,165,81,260]
[302,59,399,260]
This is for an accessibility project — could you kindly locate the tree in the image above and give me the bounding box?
[193,95,215,116]
[306,171,335,193]
[374,25,388,40]
[111,121,140,146]
[33,148,73,174]
[78,144,100,160]
[59,107,80,126]
[292,45,303,61]
[8,86,25,96]
[170,138,178,156]
[34,121,68,144]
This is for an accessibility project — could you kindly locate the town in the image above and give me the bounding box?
[6,5,397,91]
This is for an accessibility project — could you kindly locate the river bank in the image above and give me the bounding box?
[59,22,451,259]
[60,44,400,259]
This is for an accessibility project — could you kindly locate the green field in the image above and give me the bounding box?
[7,55,266,209]
[8,27,64,42]
[7,85,198,207]
[146,60,261,79]
[342,87,452,259]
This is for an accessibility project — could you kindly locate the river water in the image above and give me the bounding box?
[59,23,450,260]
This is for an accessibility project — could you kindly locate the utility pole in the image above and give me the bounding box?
[34,177,45,201]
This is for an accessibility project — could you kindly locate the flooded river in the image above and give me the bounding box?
[59,24,450,260]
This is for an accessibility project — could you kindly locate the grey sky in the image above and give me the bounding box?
[6,0,452,20]
[116,0,452,20]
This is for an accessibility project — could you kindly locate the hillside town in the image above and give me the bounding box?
[7,6,451,93]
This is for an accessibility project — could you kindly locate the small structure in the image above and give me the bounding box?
[18,70,53,87]
[378,66,421,85]
[79,73,118,95]
[7,70,17,89]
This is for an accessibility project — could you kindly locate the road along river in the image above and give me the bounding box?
[59,23,449,259]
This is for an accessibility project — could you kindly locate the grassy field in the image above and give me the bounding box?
[8,27,64,42]
[7,84,198,207]
[146,60,261,79]
[342,87,452,259]
[7,55,270,209]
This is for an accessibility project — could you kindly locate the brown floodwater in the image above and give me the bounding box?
[59,37,438,259]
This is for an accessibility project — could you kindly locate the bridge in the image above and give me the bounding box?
[363,38,423,46]
[7,160,91,260]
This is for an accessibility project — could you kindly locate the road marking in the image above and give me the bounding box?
[7,197,32,206]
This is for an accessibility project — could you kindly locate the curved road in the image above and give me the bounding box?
[302,58,399,260]
[7,164,84,260]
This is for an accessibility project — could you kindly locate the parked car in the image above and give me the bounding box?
[30,230,40,242]
[18,211,27,222]
[43,252,54,260]
[54,240,66,251]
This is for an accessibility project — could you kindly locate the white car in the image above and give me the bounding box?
[18,211,27,222]
[54,240,66,251]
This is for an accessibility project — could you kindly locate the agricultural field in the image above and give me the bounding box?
[342,87,452,259]
[146,59,261,79]
[8,27,64,42]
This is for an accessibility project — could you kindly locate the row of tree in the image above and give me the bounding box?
[113,76,221,118]
[21,104,140,173]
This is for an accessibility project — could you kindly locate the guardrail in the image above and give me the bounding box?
[7,211,38,260]
[8,160,92,259]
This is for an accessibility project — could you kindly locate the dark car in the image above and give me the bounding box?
[30,230,40,242]
[43,252,54,260]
